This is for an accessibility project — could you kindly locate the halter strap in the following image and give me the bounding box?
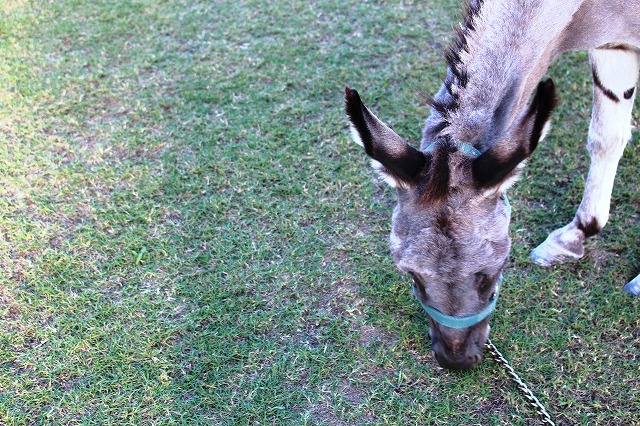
[503,192,512,217]
[414,275,502,329]
[425,141,482,158]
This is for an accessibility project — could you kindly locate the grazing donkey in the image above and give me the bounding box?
[345,0,639,370]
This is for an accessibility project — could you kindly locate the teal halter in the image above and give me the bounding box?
[414,275,502,329]
[425,140,482,157]
[415,141,510,329]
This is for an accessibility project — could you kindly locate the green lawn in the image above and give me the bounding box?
[1,0,638,424]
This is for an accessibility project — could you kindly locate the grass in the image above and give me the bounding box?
[0,0,638,424]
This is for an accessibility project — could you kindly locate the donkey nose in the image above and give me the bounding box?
[467,353,483,367]
[433,350,483,370]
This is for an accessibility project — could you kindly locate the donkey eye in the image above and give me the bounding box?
[489,292,496,301]
[475,273,492,292]
[408,272,430,302]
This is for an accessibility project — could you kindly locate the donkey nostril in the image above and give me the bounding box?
[468,353,483,366]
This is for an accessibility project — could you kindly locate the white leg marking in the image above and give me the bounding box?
[577,49,639,230]
[531,48,640,267]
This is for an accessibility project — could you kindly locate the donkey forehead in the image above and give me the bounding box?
[392,192,501,233]
[392,225,502,276]
[391,197,510,276]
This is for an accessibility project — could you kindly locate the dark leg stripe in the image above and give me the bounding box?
[577,217,601,238]
[624,87,635,100]
[603,43,635,51]
[591,68,619,102]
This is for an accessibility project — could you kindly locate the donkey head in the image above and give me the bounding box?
[345,81,557,370]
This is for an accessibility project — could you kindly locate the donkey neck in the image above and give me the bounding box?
[423,0,634,151]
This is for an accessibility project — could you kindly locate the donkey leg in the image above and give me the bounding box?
[531,47,640,269]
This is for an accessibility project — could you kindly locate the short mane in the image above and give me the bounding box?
[427,0,485,123]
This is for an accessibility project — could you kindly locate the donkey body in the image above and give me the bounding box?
[346,0,639,370]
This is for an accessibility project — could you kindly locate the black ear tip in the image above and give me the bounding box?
[536,78,559,111]
[344,87,364,118]
[345,87,361,103]
[542,78,555,89]
[537,79,555,98]
[542,78,557,95]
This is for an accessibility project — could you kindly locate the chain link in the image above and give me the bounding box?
[485,338,556,425]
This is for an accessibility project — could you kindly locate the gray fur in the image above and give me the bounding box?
[347,0,640,370]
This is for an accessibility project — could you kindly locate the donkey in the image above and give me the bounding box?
[345,0,639,370]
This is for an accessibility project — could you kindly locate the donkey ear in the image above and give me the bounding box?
[345,87,427,188]
[473,79,558,190]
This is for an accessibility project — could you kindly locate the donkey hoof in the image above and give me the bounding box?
[530,241,583,267]
[623,277,640,296]
[530,250,555,267]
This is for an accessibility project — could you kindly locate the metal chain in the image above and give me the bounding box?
[485,338,556,425]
